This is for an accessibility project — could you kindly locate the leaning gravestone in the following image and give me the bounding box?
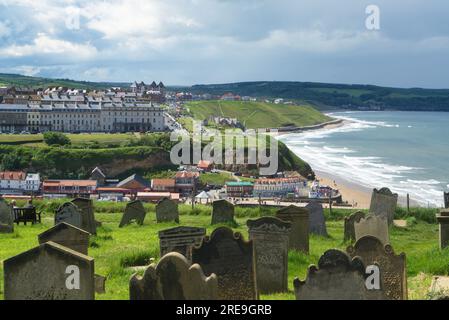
[437,209,449,249]
[71,198,97,235]
[344,211,366,242]
[38,222,90,255]
[0,199,14,233]
[156,198,179,223]
[159,226,206,261]
[347,235,407,300]
[276,205,309,253]
[369,188,398,225]
[192,227,258,300]
[211,200,235,225]
[354,214,390,245]
[119,200,146,228]
[305,201,328,237]
[293,249,386,300]
[247,217,291,294]
[130,252,218,300]
[55,202,83,230]
[3,241,95,300]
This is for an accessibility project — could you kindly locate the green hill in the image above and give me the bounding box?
[186,100,332,129]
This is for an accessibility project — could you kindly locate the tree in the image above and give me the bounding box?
[43,132,71,146]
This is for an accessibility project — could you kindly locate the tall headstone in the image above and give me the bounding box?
[55,202,83,229]
[293,249,386,300]
[0,198,14,233]
[130,252,218,300]
[305,201,328,236]
[347,236,407,300]
[354,214,390,245]
[156,198,179,223]
[247,217,291,294]
[444,192,449,209]
[211,200,235,225]
[344,211,366,242]
[437,209,449,249]
[276,205,309,253]
[159,226,206,261]
[38,223,90,255]
[3,241,95,300]
[71,198,97,235]
[119,200,146,228]
[191,227,258,300]
[369,188,398,225]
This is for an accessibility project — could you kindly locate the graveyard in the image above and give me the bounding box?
[1,198,448,300]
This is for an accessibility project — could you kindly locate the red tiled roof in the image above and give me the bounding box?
[0,171,26,180]
[43,180,97,187]
[175,171,199,179]
[152,179,175,187]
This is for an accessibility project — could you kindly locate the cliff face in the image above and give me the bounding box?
[99,152,173,177]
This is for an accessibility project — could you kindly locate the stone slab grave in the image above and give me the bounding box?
[159,226,206,261]
[429,276,449,299]
[247,217,291,294]
[437,209,449,249]
[38,222,90,255]
[130,252,218,300]
[95,274,106,294]
[211,199,235,225]
[3,241,95,300]
[119,200,146,228]
[275,205,309,253]
[354,214,390,245]
[156,197,179,223]
[344,211,366,242]
[369,187,398,225]
[71,198,97,235]
[191,227,258,300]
[0,198,14,233]
[347,235,407,300]
[55,202,83,230]
[293,249,386,300]
[305,201,328,237]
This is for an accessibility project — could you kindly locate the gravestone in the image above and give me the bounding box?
[156,198,179,223]
[0,198,14,233]
[159,226,206,261]
[119,200,146,228]
[38,222,90,255]
[305,201,328,236]
[369,188,398,225]
[347,235,407,300]
[95,274,106,294]
[55,202,83,229]
[344,211,366,242]
[130,252,218,300]
[247,217,291,294]
[437,209,449,249]
[293,249,386,300]
[276,205,309,253]
[354,214,390,245]
[444,192,449,209]
[191,227,258,300]
[211,200,235,225]
[71,198,97,235]
[3,241,95,300]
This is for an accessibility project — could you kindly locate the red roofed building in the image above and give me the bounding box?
[0,171,41,194]
[151,179,176,192]
[175,171,199,195]
[43,180,97,197]
[197,160,213,172]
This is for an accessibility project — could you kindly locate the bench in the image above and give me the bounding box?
[13,207,42,225]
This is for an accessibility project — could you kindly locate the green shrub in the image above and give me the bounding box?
[43,132,71,146]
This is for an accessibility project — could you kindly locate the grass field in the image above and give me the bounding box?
[0,202,448,300]
[199,172,236,186]
[186,101,332,129]
[0,133,136,146]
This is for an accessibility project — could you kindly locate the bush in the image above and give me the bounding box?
[43,132,71,146]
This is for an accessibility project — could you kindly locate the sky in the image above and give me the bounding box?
[0,0,449,88]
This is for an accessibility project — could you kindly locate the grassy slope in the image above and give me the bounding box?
[199,172,237,186]
[186,101,332,129]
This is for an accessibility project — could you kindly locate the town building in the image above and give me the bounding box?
[197,160,213,172]
[225,181,254,198]
[0,171,41,194]
[253,177,308,198]
[174,171,199,195]
[116,174,150,194]
[137,191,180,203]
[151,179,176,192]
[42,180,97,197]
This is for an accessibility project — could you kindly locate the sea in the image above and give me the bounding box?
[278,111,449,207]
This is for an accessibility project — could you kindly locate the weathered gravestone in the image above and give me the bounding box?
[55,202,83,229]
[156,197,179,223]
[247,217,291,294]
[119,200,146,228]
[276,205,309,253]
[347,235,407,300]
[95,274,106,294]
[344,211,366,242]
[354,214,390,245]
[38,222,90,255]
[71,198,97,235]
[437,209,449,249]
[130,252,218,300]
[159,226,206,261]
[369,188,398,225]
[444,192,449,209]
[211,200,235,225]
[3,241,95,300]
[0,198,14,233]
[305,201,328,237]
[191,227,258,300]
[293,249,386,300]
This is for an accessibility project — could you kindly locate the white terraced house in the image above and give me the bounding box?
[0,171,41,194]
